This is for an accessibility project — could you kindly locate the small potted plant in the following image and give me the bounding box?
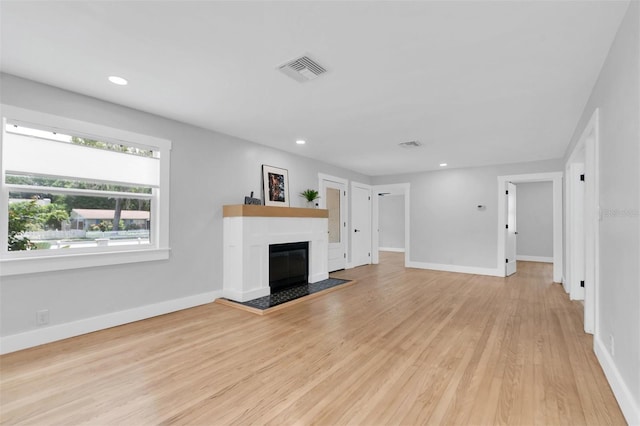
[300,189,320,208]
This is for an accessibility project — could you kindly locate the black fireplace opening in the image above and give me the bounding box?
[269,241,309,292]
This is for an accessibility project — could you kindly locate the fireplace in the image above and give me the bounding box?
[223,205,328,302]
[269,242,309,292]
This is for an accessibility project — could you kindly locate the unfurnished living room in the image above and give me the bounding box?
[0,1,638,425]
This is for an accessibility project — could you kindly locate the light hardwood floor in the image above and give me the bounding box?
[0,253,625,425]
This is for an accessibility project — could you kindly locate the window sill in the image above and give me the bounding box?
[0,247,171,277]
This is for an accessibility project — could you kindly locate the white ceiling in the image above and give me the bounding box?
[0,1,630,176]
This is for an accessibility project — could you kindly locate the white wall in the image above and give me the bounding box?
[378,194,404,250]
[372,160,563,271]
[563,2,639,423]
[516,182,553,259]
[0,74,370,343]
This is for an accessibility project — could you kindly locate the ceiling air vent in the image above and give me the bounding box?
[278,55,327,82]
[399,141,422,148]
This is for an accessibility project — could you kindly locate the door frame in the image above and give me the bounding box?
[565,108,599,334]
[318,173,349,270]
[496,172,563,282]
[372,183,410,266]
[350,181,372,268]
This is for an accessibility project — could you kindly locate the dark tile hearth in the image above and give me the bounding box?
[227,278,351,310]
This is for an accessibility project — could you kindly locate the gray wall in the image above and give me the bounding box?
[516,182,553,258]
[378,194,404,250]
[563,1,639,415]
[0,74,370,337]
[372,159,563,269]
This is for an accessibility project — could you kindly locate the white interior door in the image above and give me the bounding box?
[570,163,586,301]
[506,182,517,276]
[320,180,346,272]
[352,183,372,268]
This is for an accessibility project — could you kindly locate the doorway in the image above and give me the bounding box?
[372,183,410,266]
[497,172,563,282]
[378,193,405,252]
[516,181,555,263]
[318,174,347,272]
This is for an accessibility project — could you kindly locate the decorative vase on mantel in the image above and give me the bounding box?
[300,189,320,209]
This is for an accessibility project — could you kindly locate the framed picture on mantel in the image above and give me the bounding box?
[262,165,290,207]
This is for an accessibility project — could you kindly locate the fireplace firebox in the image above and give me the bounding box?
[269,242,309,292]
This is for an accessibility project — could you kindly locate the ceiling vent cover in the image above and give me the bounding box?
[399,141,422,148]
[278,55,327,82]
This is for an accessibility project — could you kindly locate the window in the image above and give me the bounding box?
[0,106,172,276]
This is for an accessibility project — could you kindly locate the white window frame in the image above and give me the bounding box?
[0,106,171,276]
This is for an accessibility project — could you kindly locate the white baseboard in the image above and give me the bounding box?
[346,261,371,270]
[379,247,405,253]
[516,255,553,263]
[407,261,503,277]
[594,336,640,425]
[0,290,222,355]
[310,272,330,282]
[222,287,269,303]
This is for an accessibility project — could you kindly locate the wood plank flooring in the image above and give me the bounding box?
[0,253,625,425]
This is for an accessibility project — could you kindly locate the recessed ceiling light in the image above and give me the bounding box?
[440,163,448,167]
[108,76,128,86]
[296,139,306,145]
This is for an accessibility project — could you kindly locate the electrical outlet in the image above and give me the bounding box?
[36,309,49,326]
[609,334,615,357]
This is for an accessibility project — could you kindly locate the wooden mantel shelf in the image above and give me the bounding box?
[223,204,328,218]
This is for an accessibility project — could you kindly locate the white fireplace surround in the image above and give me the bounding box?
[223,206,329,302]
